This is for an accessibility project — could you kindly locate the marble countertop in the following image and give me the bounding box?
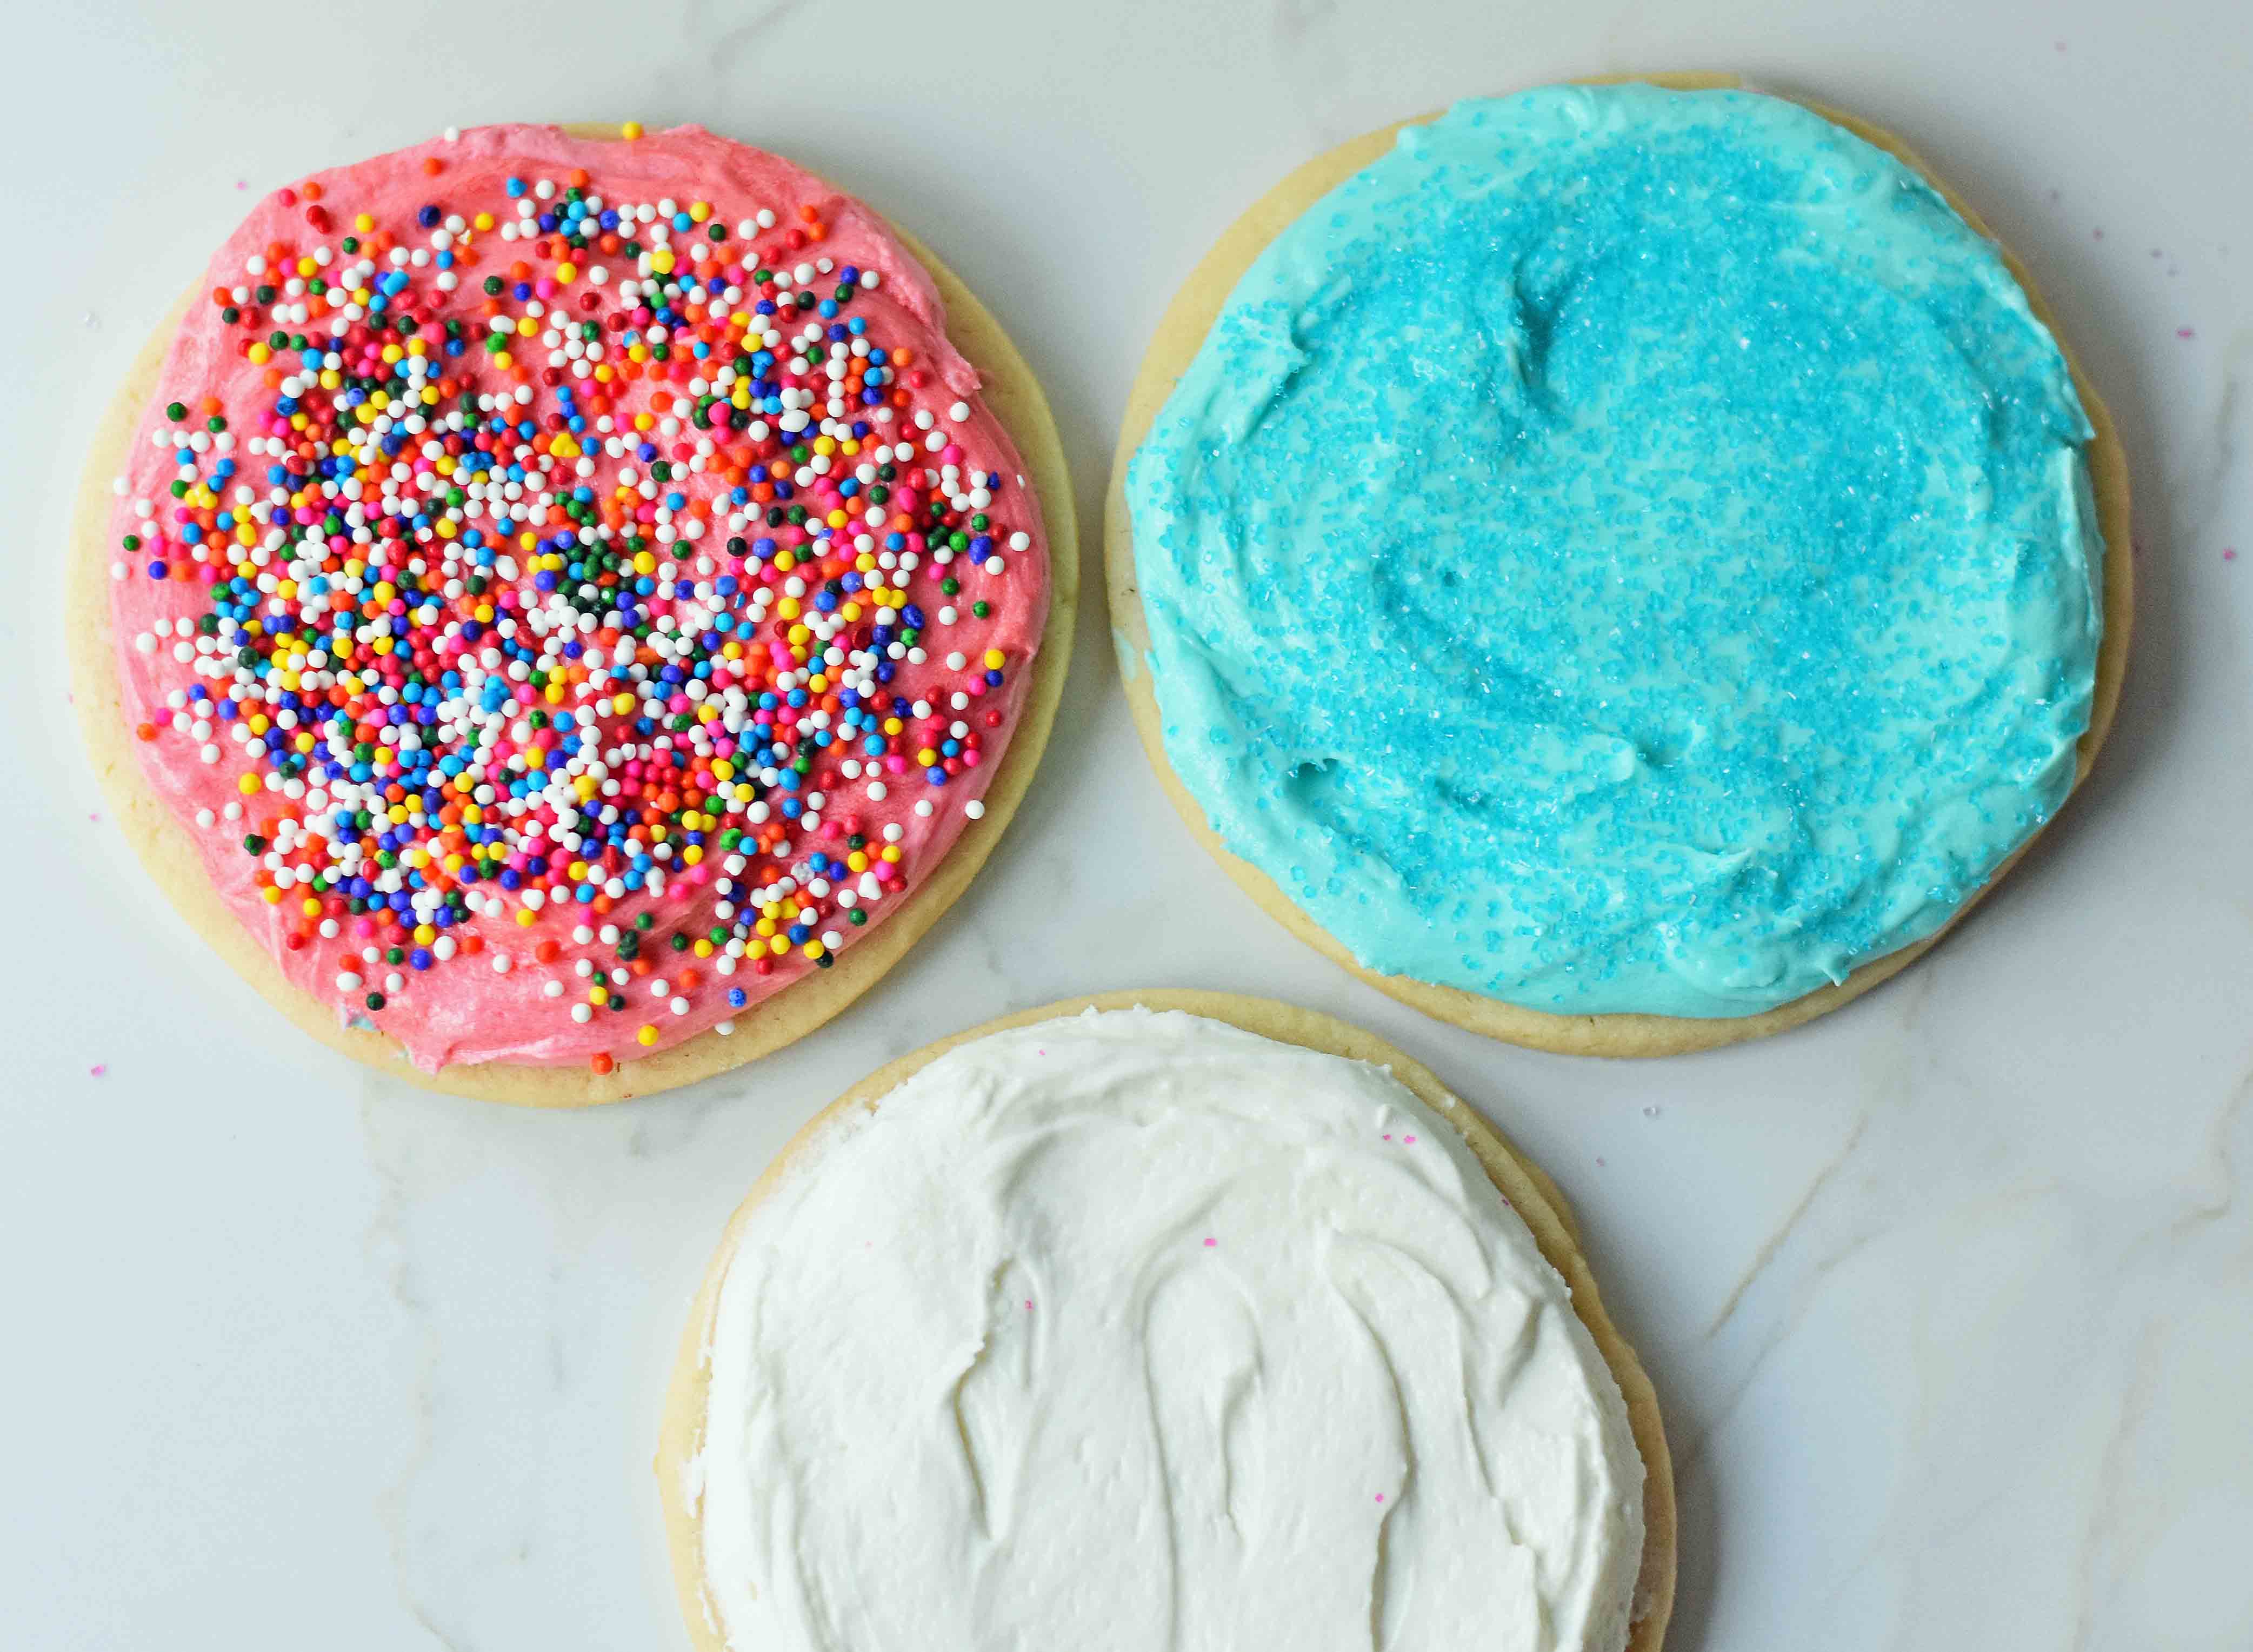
[7,1,2250,1647]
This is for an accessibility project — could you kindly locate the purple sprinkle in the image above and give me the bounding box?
[90,1064,106,1077]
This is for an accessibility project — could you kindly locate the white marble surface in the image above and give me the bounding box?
[6,0,2250,1646]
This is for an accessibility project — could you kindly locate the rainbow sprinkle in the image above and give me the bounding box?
[106,125,1042,1073]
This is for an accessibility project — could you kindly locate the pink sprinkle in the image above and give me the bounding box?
[2178,327,2197,339]
[1024,1299,1034,1311]
[1202,1237,1216,1248]
[1596,1156,1608,1168]
[2227,549,2239,562]
[1403,1134,1417,1145]
[1375,1493,1386,1503]
[89,1064,106,1077]
[1382,1133,1392,1141]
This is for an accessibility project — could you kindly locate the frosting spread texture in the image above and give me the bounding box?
[102,123,1049,1069]
[695,1008,1645,1652]
[1126,85,2103,1017]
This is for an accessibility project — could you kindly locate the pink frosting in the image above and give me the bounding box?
[102,124,1049,1071]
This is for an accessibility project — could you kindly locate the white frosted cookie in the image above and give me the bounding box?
[657,991,1675,1652]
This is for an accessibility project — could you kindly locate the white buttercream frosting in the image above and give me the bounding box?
[694,1007,1645,1651]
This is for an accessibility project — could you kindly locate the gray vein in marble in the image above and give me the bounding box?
[2171,1058,2252,1241]
[1697,1108,1873,1348]
[361,1088,471,1652]
[2069,1314,2164,1651]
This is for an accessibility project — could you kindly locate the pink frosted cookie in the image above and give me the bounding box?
[70,122,1075,1104]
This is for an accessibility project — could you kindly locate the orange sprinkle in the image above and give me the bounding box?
[590,1052,614,1076]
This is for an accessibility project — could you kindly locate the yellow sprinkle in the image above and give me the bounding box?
[637,1024,659,1047]
[622,121,645,140]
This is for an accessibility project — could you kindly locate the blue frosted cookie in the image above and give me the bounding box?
[1113,79,2129,1052]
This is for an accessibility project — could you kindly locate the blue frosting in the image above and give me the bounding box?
[1125,85,2104,1018]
